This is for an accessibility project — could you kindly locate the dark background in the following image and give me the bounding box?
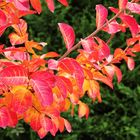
[0,0,140,140]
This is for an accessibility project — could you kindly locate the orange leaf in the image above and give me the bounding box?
[78,101,89,119]
[30,113,41,131]
[30,0,42,14]
[11,86,32,114]
[93,71,113,89]
[9,32,28,45]
[25,40,43,55]
[40,52,60,59]
[58,0,68,6]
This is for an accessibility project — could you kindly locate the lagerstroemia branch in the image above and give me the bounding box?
[0,0,140,139]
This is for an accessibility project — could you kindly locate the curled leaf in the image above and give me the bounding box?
[58,23,75,50]
[78,101,89,119]
[96,4,108,29]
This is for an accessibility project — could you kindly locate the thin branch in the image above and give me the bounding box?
[58,0,135,61]
[58,10,123,60]
[106,34,115,45]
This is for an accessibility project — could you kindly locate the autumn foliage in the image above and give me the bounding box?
[0,0,140,139]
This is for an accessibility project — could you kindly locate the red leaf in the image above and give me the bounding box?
[81,38,97,52]
[45,0,55,13]
[55,76,72,98]
[9,32,28,45]
[103,20,121,34]
[126,57,135,71]
[11,86,32,114]
[0,10,7,26]
[132,44,140,52]
[0,65,28,86]
[0,106,18,128]
[0,107,9,128]
[30,0,42,14]
[120,15,139,37]
[10,0,30,11]
[58,58,84,90]
[40,52,59,59]
[118,0,128,10]
[4,50,30,61]
[48,59,58,70]
[49,123,58,136]
[126,36,139,46]
[58,23,75,50]
[30,113,41,131]
[57,0,68,6]
[30,71,55,106]
[0,25,8,36]
[127,2,140,14]
[113,65,122,83]
[104,65,115,80]
[40,115,53,131]
[64,119,71,133]
[96,4,108,29]
[94,37,110,60]
[7,109,18,127]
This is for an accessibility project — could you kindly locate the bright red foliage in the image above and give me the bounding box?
[0,0,140,139]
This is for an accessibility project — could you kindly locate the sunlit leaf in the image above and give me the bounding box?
[118,0,128,10]
[58,58,84,90]
[45,0,55,12]
[11,86,32,114]
[78,101,89,119]
[96,4,108,29]
[126,57,135,71]
[0,65,28,86]
[120,15,139,37]
[30,0,42,14]
[30,71,55,106]
[58,23,75,50]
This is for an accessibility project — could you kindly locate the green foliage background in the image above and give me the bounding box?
[0,0,140,140]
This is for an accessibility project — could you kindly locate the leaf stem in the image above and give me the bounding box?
[106,34,115,45]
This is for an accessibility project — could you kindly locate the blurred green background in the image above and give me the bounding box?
[0,0,140,140]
